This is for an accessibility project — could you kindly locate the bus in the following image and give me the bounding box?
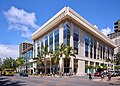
[2,68,14,76]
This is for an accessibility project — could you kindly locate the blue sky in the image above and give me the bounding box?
[0,0,120,59]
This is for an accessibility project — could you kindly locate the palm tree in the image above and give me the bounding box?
[52,50,60,73]
[64,45,76,73]
[16,57,25,72]
[36,50,45,74]
[55,43,76,74]
[58,43,66,74]
[115,52,120,65]
[39,45,49,74]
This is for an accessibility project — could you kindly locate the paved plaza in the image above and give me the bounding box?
[0,75,120,86]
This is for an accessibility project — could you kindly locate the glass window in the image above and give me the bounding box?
[55,29,59,50]
[49,33,53,53]
[107,47,109,58]
[41,40,43,48]
[103,45,105,60]
[94,40,97,59]
[74,28,79,54]
[100,43,103,59]
[64,24,70,46]
[37,40,40,51]
[45,36,48,52]
[90,38,93,58]
[85,35,89,57]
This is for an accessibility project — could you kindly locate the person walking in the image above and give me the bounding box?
[100,72,104,81]
[88,73,92,80]
[107,72,111,81]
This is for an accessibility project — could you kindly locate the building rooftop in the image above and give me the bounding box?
[32,6,116,48]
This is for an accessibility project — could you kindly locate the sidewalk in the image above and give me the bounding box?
[93,76,120,85]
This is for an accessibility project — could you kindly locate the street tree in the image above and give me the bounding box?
[52,50,60,73]
[64,45,76,73]
[1,57,16,69]
[115,52,120,65]
[16,57,25,72]
[16,57,25,67]
[36,45,49,74]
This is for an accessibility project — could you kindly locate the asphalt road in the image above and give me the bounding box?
[0,75,118,86]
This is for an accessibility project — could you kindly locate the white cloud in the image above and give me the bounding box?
[0,44,18,59]
[94,25,98,29]
[4,6,39,38]
[101,27,112,36]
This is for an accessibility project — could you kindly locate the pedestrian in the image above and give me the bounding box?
[100,72,104,81]
[107,72,111,81]
[40,71,43,77]
[88,73,92,80]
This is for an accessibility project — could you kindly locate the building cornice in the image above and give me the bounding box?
[32,6,116,48]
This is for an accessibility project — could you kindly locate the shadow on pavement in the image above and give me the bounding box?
[0,77,26,86]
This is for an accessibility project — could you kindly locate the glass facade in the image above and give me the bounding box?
[107,47,109,58]
[74,28,79,54]
[34,22,114,63]
[37,40,40,51]
[49,33,53,53]
[55,29,59,50]
[90,38,93,58]
[22,49,33,65]
[94,39,97,59]
[100,43,103,59]
[85,35,89,57]
[64,24,70,45]
[103,45,105,60]
[45,36,48,51]
[41,40,44,48]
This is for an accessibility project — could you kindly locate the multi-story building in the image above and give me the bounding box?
[114,20,120,32]
[107,20,120,54]
[19,42,33,74]
[21,46,33,74]
[32,7,116,75]
[19,41,33,57]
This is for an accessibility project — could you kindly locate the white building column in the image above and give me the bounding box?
[70,22,74,48]
[59,23,64,73]
[93,62,96,73]
[33,62,37,74]
[87,61,90,74]
[59,57,64,73]
[70,57,74,73]
[59,23,64,44]
[35,40,38,58]
[53,31,55,51]
[77,60,85,75]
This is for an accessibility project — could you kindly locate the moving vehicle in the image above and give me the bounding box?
[2,68,14,76]
[19,72,28,77]
[94,72,101,77]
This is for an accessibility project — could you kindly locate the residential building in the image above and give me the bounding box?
[114,20,120,32]
[19,41,33,57]
[107,20,120,54]
[21,46,33,74]
[19,42,33,74]
[32,7,116,75]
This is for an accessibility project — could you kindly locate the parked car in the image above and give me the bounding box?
[19,72,28,77]
[108,70,117,77]
[115,71,120,76]
[94,72,101,77]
